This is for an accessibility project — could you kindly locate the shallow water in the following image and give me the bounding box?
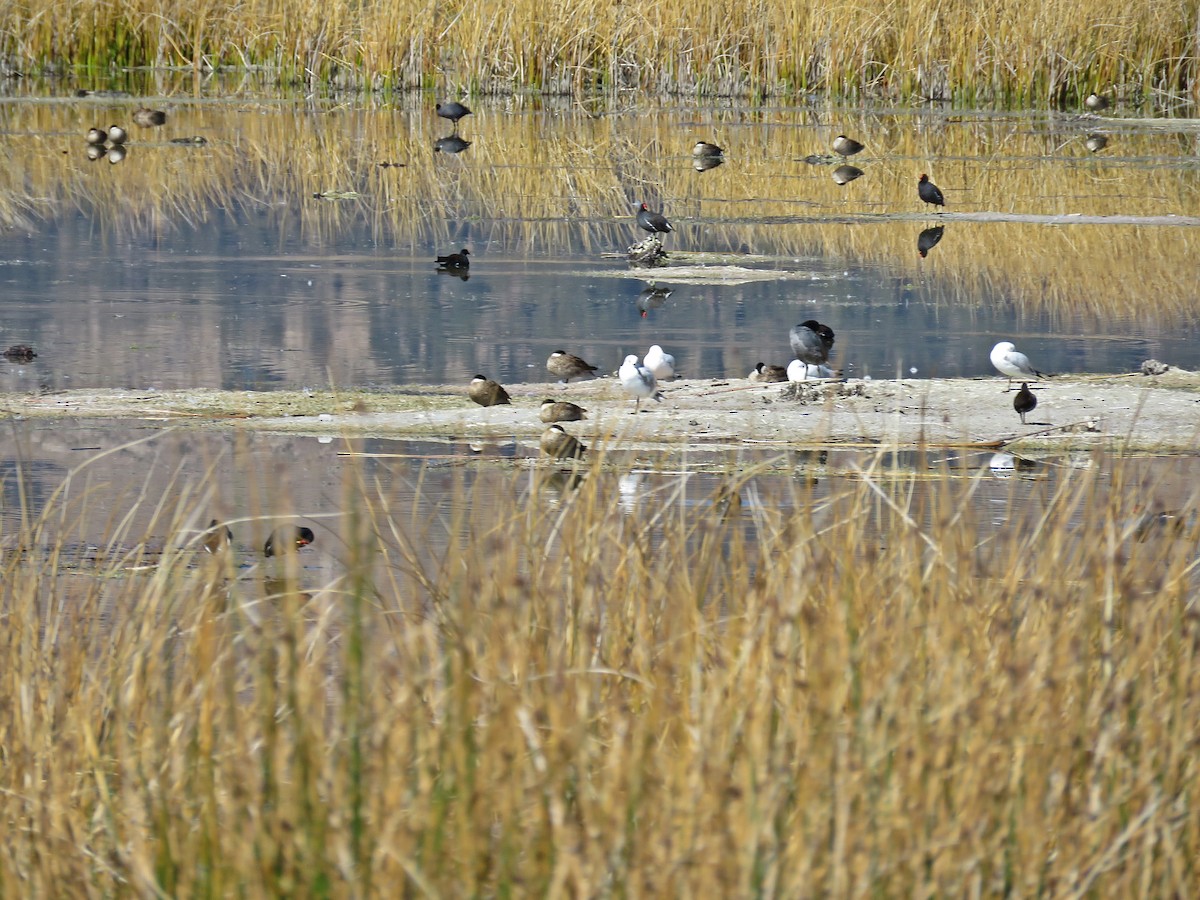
[2,423,1198,588]
[0,82,1197,394]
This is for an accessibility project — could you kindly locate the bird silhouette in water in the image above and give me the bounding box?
[1014,383,1037,425]
[264,525,315,558]
[540,424,587,459]
[434,135,471,154]
[832,165,863,185]
[917,225,945,258]
[918,174,944,212]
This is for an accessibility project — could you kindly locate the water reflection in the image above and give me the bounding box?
[832,165,863,185]
[0,95,1199,392]
[433,135,471,154]
[917,225,945,258]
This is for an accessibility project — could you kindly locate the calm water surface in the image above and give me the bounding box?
[0,86,1197,393]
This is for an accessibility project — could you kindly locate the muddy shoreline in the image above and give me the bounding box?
[3,368,1198,454]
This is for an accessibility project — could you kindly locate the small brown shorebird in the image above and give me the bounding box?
[540,424,587,459]
[547,350,598,383]
[539,399,587,423]
[1014,383,1037,425]
[468,375,511,407]
[918,174,944,211]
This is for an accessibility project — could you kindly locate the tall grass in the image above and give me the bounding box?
[1,435,1199,893]
[2,0,1198,100]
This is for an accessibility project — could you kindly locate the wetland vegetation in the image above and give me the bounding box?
[2,443,1200,894]
[3,0,1199,101]
[2,5,1200,893]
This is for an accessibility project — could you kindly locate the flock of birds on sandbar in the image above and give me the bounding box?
[464,326,1050,460]
[421,92,1086,460]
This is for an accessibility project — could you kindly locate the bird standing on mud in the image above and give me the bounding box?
[643,345,676,380]
[1014,383,1037,425]
[619,354,664,413]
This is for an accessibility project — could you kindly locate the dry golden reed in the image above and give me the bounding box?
[1,440,1199,894]
[3,0,1198,100]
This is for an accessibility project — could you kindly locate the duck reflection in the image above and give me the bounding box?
[917,225,945,258]
[1085,133,1108,153]
[832,164,863,185]
[434,135,472,155]
[637,284,674,317]
[988,452,1040,478]
[693,155,724,172]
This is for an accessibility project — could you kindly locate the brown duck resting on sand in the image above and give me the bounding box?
[539,398,588,422]
[546,350,598,383]
[468,375,511,407]
[749,362,788,383]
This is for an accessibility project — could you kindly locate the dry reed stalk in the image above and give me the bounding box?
[1,437,1199,893]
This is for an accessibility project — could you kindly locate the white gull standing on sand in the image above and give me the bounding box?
[619,354,664,413]
[990,341,1047,391]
